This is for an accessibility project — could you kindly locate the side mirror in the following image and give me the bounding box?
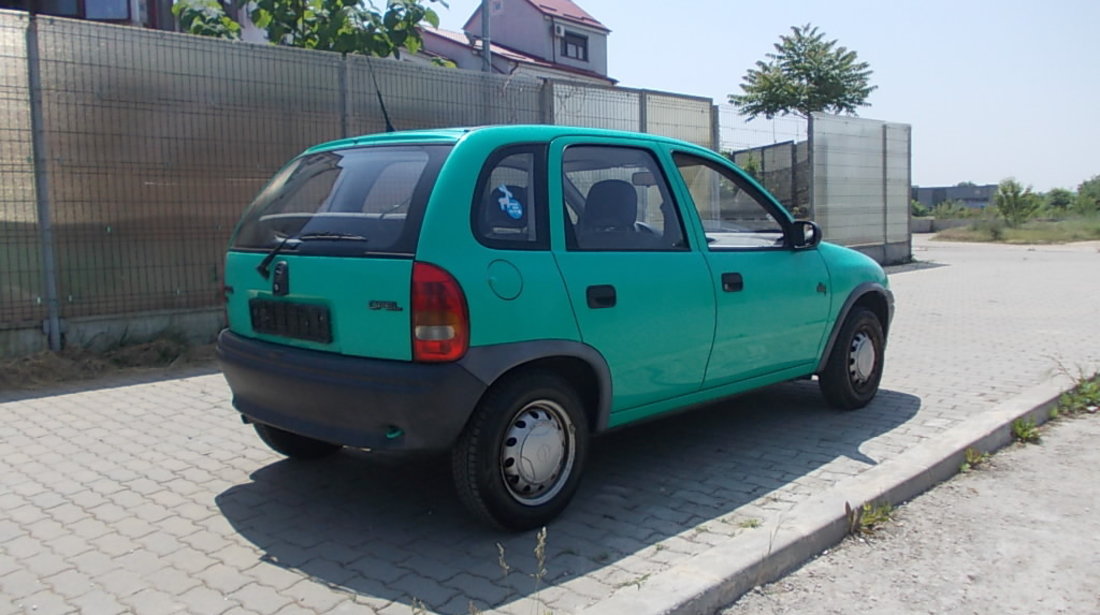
[790,220,822,250]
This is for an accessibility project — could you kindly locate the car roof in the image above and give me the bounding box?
[303,125,709,155]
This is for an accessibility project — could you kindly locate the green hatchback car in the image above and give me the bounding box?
[217,125,893,530]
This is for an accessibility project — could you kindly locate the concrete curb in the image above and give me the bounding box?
[577,375,1076,615]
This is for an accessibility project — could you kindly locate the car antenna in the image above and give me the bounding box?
[366,54,396,133]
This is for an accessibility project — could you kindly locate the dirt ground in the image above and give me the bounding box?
[721,413,1100,615]
[0,339,215,390]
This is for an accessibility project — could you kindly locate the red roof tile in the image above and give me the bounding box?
[528,0,608,31]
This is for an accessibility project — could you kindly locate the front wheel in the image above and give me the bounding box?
[451,371,589,531]
[253,422,342,460]
[819,307,885,410]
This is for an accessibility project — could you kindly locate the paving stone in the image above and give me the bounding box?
[228,582,293,613]
[178,585,238,615]
[17,590,74,615]
[120,588,187,615]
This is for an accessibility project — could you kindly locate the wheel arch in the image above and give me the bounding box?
[458,341,612,434]
[815,283,894,374]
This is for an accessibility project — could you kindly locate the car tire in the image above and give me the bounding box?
[451,370,589,531]
[253,422,342,460]
[819,307,885,410]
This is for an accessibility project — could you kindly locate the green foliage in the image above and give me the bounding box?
[729,24,876,120]
[173,0,444,58]
[739,154,762,180]
[1044,188,1075,212]
[935,215,1100,244]
[971,216,1005,241]
[1054,373,1100,418]
[930,199,980,219]
[1076,175,1100,215]
[959,447,991,472]
[1011,417,1041,444]
[845,500,894,535]
[172,0,242,39]
[994,178,1040,227]
[910,199,930,217]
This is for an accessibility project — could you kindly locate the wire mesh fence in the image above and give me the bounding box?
[0,9,715,347]
[0,11,42,328]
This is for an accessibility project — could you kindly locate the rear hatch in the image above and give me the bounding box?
[224,144,452,360]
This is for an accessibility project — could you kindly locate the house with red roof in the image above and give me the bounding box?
[420,0,614,85]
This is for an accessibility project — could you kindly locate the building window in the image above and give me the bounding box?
[561,32,588,61]
[33,0,130,20]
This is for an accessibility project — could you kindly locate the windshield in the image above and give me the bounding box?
[231,144,452,256]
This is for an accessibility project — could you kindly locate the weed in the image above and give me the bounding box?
[845,501,894,535]
[739,518,762,529]
[1054,373,1100,418]
[1011,417,1041,444]
[615,573,651,590]
[494,528,552,615]
[495,542,511,579]
[959,447,991,472]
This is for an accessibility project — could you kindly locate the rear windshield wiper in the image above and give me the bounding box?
[256,232,368,278]
[298,232,369,241]
[256,235,299,279]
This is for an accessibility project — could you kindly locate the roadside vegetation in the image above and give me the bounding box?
[922,174,1100,244]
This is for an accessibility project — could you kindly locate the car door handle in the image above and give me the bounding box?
[721,273,743,292]
[586,284,616,309]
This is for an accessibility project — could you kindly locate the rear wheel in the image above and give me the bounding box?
[451,371,589,531]
[253,422,342,460]
[819,307,885,410]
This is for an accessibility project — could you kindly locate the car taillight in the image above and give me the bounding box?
[411,262,469,362]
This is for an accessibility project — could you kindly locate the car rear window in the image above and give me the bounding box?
[231,144,452,256]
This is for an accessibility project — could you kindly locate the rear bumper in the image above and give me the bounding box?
[216,330,487,451]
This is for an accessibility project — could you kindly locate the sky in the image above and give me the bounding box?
[436,0,1100,192]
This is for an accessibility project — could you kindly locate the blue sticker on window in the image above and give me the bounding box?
[497,184,524,220]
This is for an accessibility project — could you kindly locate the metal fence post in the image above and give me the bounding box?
[638,90,648,133]
[25,13,63,352]
[541,79,554,124]
[882,124,889,248]
[807,113,816,223]
[339,54,349,138]
[710,105,720,152]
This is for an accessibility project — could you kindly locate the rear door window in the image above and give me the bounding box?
[471,145,548,250]
[231,145,452,256]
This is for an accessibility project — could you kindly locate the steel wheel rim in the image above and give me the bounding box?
[499,399,575,506]
[848,329,877,387]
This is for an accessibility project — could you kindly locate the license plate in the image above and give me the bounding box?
[249,299,332,343]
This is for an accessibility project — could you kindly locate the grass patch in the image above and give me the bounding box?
[1052,372,1100,419]
[959,447,991,472]
[1011,417,1041,444]
[845,501,894,535]
[935,216,1100,244]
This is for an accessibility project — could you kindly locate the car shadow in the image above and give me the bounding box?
[215,380,920,613]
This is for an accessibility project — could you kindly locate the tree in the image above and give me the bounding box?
[1077,175,1100,214]
[1044,188,1075,212]
[172,0,445,58]
[172,0,242,39]
[994,178,1039,227]
[729,24,876,120]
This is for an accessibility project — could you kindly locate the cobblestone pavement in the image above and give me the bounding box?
[2,236,1099,615]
